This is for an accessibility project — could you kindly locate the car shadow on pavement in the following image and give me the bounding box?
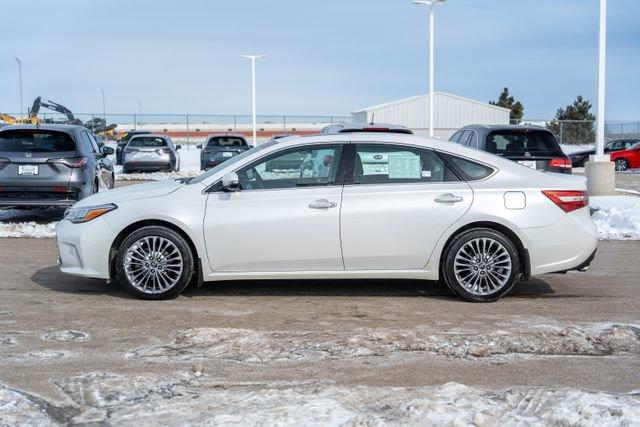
[31,265,555,300]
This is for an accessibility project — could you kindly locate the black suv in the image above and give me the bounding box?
[197,134,250,170]
[450,125,572,173]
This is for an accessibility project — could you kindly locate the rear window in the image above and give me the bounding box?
[0,129,75,152]
[129,136,168,147]
[486,130,563,157]
[207,137,247,147]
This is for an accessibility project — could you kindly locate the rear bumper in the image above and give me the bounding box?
[123,161,172,171]
[0,199,76,208]
[522,208,598,276]
[0,186,82,208]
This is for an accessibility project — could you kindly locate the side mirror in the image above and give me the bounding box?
[196,144,203,149]
[175,144,182,150]
[221,172,240,192]
[101,146,115,156]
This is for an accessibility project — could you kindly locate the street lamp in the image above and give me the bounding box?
[585,0,615,196]
[241,54,266,146]
[412,0,446,139]
[101,89,106,121]
[15,57,23,118]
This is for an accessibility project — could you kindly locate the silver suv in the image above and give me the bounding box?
[0,124,115,208]
[122,135,181,173]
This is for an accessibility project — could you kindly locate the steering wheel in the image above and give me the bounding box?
[239,167,264,190]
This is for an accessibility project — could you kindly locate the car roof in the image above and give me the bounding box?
[460,124,549,132]
[322,123,413,135]
[206,133,246,139]
[0,123,85,133]
[128,134,170,140]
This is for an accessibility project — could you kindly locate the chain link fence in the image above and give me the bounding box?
[512,119,640,146]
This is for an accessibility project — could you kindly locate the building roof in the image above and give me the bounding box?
[352,91,511,114]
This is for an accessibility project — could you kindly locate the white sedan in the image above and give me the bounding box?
[56,133,597,302]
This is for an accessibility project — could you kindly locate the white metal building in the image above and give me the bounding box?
[352,92,510,139]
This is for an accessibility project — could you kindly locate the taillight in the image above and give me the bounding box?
[0,157,9,164]
[47,157,87,168]
[548,158,572,170]
[157,148,171,154]
[542,190,589,213]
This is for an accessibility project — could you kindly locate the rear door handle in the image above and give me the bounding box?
[309,199,337,209]
[435,193,464,204]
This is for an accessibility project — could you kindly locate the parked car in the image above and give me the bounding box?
[56,133,596,302]
[0,124,114,208]
[115,131,151,165]
[451,125,572,174]
[321,123,413,135]
[197,133,250,170]
[121,135,180,173]
[569,139,640,167]
[609,141,640,171]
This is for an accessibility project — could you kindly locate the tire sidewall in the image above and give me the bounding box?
[443,228,520,302]
[116,225,194,300]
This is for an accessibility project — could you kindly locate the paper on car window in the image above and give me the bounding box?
[388,153,421,179]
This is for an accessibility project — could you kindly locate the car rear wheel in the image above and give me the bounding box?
[442,228,520,302]
[116,226,194,299]
[615,158,629,171]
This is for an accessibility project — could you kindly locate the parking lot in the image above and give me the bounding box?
[1,230,639,423]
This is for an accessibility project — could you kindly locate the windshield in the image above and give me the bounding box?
[129,136,168,147]
[206,136,247,147]
[0,129,75,152]
[188,140,278,185]
[486,130,563,157]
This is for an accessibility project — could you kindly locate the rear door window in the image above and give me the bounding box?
[0,129,76,152]
[486,130,563,157]
[440,153,495,181]
[353,144,459,184]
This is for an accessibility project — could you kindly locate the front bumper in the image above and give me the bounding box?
[56,217,115,279]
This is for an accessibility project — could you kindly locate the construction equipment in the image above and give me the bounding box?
[1,97,117,138]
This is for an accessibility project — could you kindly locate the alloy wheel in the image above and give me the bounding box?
[453,237,512,296]
[123,236,184,294]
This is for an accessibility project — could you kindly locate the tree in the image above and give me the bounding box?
[546,96,596,145]
[490,87,524,123]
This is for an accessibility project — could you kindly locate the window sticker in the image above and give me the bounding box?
[421,170,432,178]
[388,153,421,179]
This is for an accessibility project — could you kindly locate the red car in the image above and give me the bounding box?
[610,142,640,171]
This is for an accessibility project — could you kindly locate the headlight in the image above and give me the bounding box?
[64,203,117,224]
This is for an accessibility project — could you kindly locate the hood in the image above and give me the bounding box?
[568,149,594,157]
[73,179,183,207]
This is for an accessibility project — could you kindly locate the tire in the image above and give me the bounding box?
[116,226,195,300]
[442,228,520,302]
[615,158,629,172]
[122,166,130,174]
[92,180,99,195]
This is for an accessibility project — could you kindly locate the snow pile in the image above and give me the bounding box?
[0,221,56,238]
[2,374,640,425]
[127,323,640,364]
[591,196,640,240]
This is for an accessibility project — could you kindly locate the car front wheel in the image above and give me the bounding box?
[442,228,520,302]
[116,226,194,299]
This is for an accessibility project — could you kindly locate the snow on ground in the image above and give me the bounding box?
[0,210,57,238]
[2,373,640,425]
[591,196,640,240]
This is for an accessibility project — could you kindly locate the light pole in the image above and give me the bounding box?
[585,0,614,196]
[412,0,446,139]
[241,54,266,146]
[101,89,106,121]
[138,100,142,128]
[15,57,23,118]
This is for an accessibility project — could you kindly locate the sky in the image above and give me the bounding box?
[1,0,639,120]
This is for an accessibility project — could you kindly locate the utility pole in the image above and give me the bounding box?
[241,55,266,146]
[15,57,23,118]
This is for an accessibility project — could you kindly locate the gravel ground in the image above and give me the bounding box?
[0,238,639,424]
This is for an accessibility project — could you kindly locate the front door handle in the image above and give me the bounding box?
[309,199,337,209]
[435,193,464,204]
